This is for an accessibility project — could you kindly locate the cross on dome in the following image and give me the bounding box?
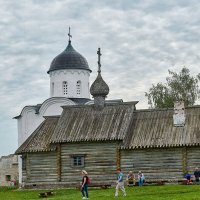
[68,26,72,42]
[97,47,101,73]
[90,47,109,100]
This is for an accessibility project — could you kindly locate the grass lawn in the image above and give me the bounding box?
[1,185,200,200]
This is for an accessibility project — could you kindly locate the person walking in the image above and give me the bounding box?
[115,168,126,197]
[81,170,89,199]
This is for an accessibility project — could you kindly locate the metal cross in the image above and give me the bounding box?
[68,27,72,42]
[97,47,102,73]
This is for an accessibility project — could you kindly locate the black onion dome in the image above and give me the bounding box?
[90,73,109,97]
[47,41,91,73]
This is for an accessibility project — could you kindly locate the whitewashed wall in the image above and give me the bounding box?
[17,97,76,184]
[49,69,90,98]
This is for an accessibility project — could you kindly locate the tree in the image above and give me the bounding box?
[145,67,200,108]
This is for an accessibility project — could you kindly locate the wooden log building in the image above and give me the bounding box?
[15,45,200,189]
[15,101,200,188]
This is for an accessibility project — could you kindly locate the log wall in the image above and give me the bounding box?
[187,147,200,173]
[22,145,200,188]
[25,152,57,183]
[121,148,183,181]
[61,142,117,186]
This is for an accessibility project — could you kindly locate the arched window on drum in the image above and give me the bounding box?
[76,81,81,95]
[63,81,68,95]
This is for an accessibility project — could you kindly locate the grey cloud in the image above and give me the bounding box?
[1,0,200,156]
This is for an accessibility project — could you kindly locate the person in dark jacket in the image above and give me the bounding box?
[81,170,89,199]
[185,173,192,184]
[194,167,200,183]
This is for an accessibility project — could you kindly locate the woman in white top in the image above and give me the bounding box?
[138,171,145,186]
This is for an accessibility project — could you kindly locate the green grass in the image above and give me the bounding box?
[1,185,200,200]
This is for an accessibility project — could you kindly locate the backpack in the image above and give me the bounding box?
[87,176,91,184]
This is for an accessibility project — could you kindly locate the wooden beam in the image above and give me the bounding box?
[26,153,30,181]
[116,142,121,170]
[57,144,61,182]
[182,147,188,174]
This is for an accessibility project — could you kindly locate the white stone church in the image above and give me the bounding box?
[14,33,95,185]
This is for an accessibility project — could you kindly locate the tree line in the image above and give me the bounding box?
[145,67,200,108]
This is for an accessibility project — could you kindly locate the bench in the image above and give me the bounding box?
[145,180,164,185]
[39,191,54,198]
[144,179,186,186]
[99,184,111,189]
[89,182,112,189]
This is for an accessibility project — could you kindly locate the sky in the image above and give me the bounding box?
[1,0,200,157]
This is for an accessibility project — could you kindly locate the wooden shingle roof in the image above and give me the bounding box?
[122,106,200,149]
[15,116,59,154]
[15,103,200,154]
[51,103,136,143]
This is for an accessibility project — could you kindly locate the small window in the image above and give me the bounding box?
[76,81,81,95]
[5,175,11,181]
[63,81,68,95]
[71,155,85,167]
[51,82,54,96]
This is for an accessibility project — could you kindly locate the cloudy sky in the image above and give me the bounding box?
[1,0,200,157]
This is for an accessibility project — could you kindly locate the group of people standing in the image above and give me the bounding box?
[80,168,145,199]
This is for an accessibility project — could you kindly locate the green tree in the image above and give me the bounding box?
[145,67,200,108]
